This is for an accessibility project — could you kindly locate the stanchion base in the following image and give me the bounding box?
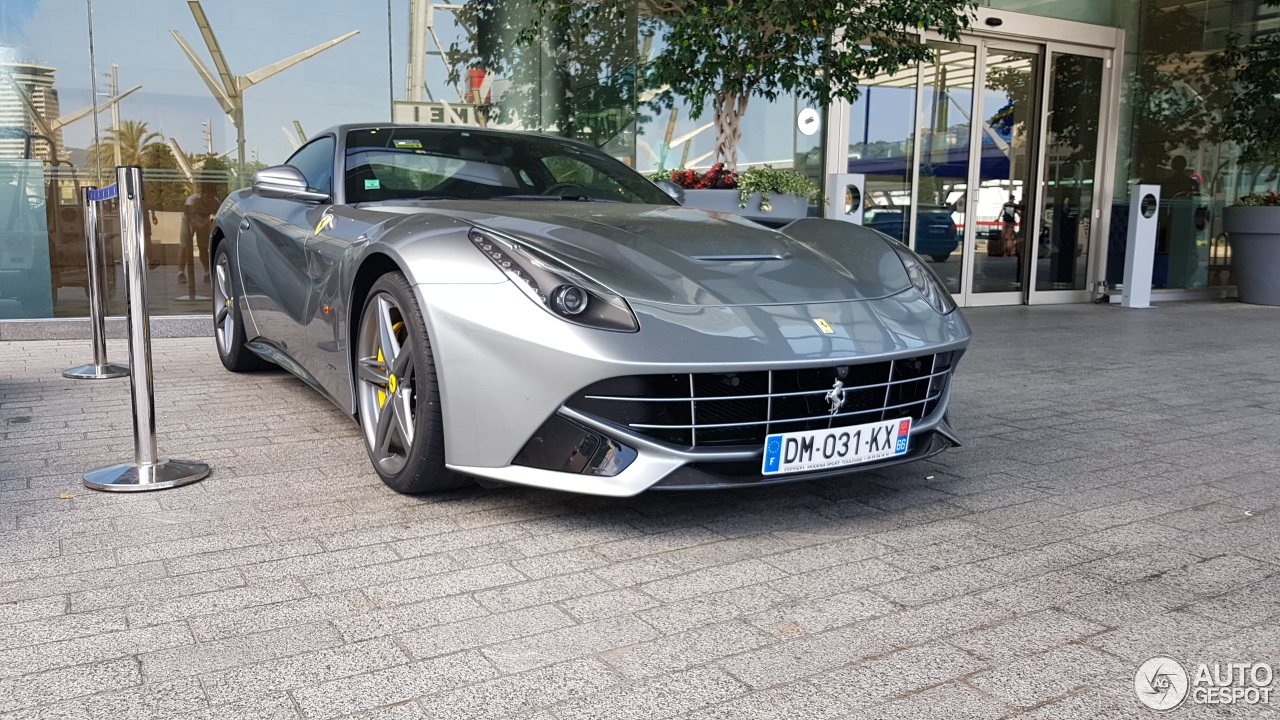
[174,294,211,301]
[62,363,130,380]
[84,458,210,492]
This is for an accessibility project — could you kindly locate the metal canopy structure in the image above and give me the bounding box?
[170,0,357,181]
[5,74,140,162]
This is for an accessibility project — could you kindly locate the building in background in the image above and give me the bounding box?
[0,0,1276,322]
[0,52,63,162]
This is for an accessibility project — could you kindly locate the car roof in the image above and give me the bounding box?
[316,123,597,150]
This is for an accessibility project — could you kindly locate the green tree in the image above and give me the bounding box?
[448,0,642,152]
[86,120,163,173]
[139,142,190,210]
[530,0,976,166]
[1207,0,1280,184]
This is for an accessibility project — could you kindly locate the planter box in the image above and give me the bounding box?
[1223,205,1280,306]
[682,189,809,226]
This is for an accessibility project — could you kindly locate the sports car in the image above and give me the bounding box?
[209,123,970,496]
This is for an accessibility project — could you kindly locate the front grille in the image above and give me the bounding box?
[567,352,954,448]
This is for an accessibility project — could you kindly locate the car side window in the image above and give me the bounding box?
[286,137,336,196]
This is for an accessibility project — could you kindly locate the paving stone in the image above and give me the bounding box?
[871,563,1010,606]
[716,624,895,689]
[334,594,489,643]
[638,559,789,603]
[967,644,1124,709]
[67,567,246,613]
[633,579,789,634]
[552,667,747,720]
[126,579,311,628]
[361,563,527,608]
[601,620,775,679]
[0,621,194,679]
[949,609,1107,663]
[481,613,659,673]
[2,305,1278,718]
[1,677,208,720]
[0,608,128,651]
[744,589,897,637]
[396,604,575,660]
[138,621,343,679]
[816,642,989,706]
[416,657,616,720]
[845,682,1011,720]
[0,656,141,713]
[200,637,408,706]
[683,682,854,720]
[473,571,614,613]
[557,587,661,623]
[290,651,497,720]
[1085,609,1244,663]
[0,596,66,626]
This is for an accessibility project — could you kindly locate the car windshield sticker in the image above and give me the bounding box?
[393,139,422,149]
[365,179,381,190]
[814,318,834,334]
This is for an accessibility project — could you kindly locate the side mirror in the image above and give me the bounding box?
[253,165,328,203]
[655,179,685,205]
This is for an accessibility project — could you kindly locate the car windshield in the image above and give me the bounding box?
[344,128,674,205]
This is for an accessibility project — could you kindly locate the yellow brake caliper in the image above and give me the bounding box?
[377,321,407,409]
[376,347,387,408]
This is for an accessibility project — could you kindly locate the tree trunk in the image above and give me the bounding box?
[713,92,750,168]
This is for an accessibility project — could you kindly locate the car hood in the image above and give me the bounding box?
[369,201,913,307]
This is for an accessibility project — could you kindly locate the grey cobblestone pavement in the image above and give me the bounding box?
[1,301,1278,719]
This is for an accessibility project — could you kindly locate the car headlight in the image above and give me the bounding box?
[469,228,639,332]
[893,245,957,314]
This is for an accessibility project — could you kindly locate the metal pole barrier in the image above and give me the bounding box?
[84,166,210,492]
[63,185,129,379]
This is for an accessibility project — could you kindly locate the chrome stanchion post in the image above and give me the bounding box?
[84,166,210,492]
[63,185,129,379]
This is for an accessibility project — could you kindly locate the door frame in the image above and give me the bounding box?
[954,37,1044,309]
[824,9,1125,307]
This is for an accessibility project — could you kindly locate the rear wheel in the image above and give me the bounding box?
[212,243,270,372]
[355,272,467,493]
[930,253,951,263]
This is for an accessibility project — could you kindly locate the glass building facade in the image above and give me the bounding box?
[1,0,1275,319]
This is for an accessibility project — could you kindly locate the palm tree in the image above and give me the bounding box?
[85,120,164,179]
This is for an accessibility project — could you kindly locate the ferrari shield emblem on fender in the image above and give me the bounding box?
[814,318,835,334]
[314,214,334,236]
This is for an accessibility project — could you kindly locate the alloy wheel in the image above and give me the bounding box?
[212,252,234,356]
[357,293,417,475]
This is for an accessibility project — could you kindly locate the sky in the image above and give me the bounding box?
[1,0,406,163]
[0,0,916,170]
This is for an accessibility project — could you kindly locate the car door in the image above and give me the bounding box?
[237,136,335,363]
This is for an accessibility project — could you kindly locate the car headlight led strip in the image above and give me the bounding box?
[469,227,639,332]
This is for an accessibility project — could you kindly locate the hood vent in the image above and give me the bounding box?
[690,254,789,262]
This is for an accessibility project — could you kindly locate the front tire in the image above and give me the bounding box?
[212,243,270,372]
[355,272,467,493]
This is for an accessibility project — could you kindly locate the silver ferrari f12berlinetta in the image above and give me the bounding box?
[210,124,971,496]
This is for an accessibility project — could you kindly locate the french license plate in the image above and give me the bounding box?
[761,417,912,475]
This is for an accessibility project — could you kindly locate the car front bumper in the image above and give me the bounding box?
[416,280,970,496]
